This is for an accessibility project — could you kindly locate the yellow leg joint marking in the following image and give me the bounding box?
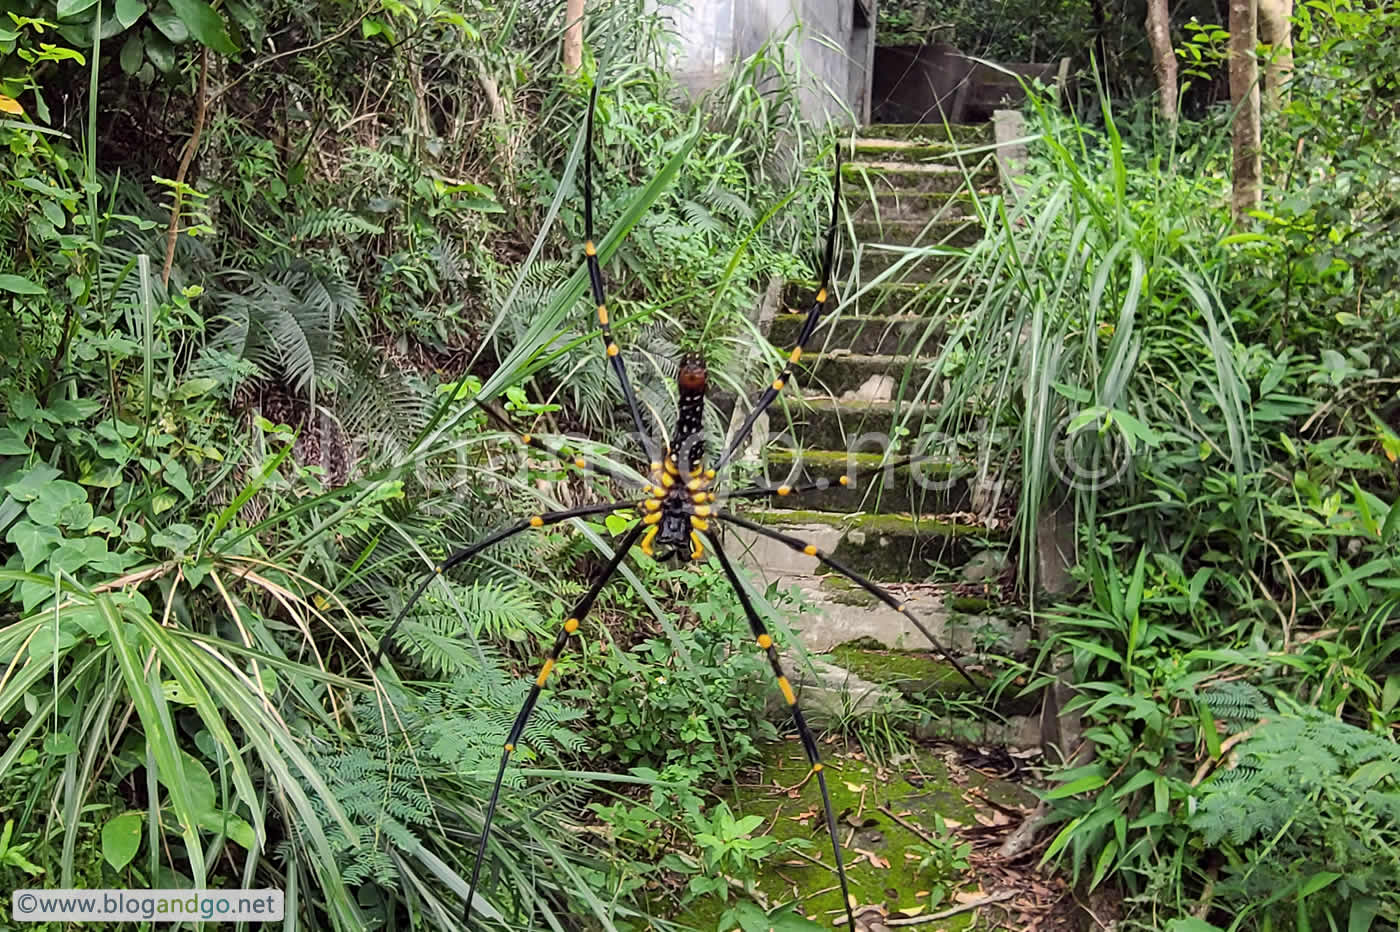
[521,433,532,444]
[606,343,619,357]
[777,485,791,496]
[705,469,717,479]
[811,762,824,773]
[504,743,515,753]
[896,604,907,613]
[564,617,580,634]
[643,512,663,525]
[687,477,703,490]
[641,525,659,556]
[661,473,676,488]
[529,515,544,527]
[644,499,662,512]
[535,658,555,687]
[574,457,587,469]
[689,532,705,560]
[694,505,712,518]
[597,304,609,325]
[690,517,710,532]
[435,565,444,574]
[790,347,803,364]
[772,378,785,391]
[757,633,773,649]
[815,287,828,303]
[777,676,796,706]
[664,459,680,476]
[839,475,850,486]
[803,545,818,556]
[584,240,597,256]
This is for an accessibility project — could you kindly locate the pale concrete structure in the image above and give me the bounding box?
[659,0,876,124]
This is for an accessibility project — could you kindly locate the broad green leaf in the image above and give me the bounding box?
[56,0,100,19]
[0,274,45,295]
[166,0,237,52]
[6,520,62,572]
[120,33,144,73]
[44,732,78,755]
[7,464,62,501]
[1299,871,1342,898]
[1045,774,1106,799]
[26,480,90,526]
[115,0,146,27]
[102,812,144,870]
[156,749,216,813]
[196,811,255,849]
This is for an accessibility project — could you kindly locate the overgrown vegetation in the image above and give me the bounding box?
[3,0,1399,930]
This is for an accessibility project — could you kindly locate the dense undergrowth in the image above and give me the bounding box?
[2,0,1399,930]
[0,0,833,928]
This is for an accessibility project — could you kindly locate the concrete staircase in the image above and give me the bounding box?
[732,120,1029,706]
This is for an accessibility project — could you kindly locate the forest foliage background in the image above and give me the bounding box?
[1,0,1398,930]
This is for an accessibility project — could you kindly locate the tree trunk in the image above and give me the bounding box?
[1145,0,1178,124]
[1229,0,1261,222]
[563,0,585,74]
[1258,0,1293,111]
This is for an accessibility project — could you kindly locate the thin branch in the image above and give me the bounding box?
[882,891,1017,927]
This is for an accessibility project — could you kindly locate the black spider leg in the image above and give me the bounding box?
[371,501,636,669]
[715,510,980,690]
[584,84,663,466]
[465,521,647,928]
[715,150,841,472]
[705,531,858,932]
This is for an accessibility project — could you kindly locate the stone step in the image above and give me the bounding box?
[761,448,975,514]
[856,121,996,145]
[853,218,983,249]
[727,508,1002,582]
[856,245,968,281]
[842,159,998,193]
[847,189,978,222]
[846,136,1003,167]
[770,313,945,356]
[796,352,936,399]
[782,279,970,317]
[767,397,941,450]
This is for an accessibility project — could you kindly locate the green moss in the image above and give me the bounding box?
[829,644,984,696]
[673,742,982,928]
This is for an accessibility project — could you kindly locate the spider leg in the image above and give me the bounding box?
[371,500,637,669]
[716,150,841,472]
[583,84,663,465]
[705,531,858,932]
[465,521,646,928]
[715,511,981,690]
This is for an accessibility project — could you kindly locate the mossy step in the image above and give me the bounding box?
[829,645,1039,717]
[848,189,977,222]
[858,121,996,145]
[769,313,945,356]
[737,507,1001,581]
[767,397,941,450]
[843,159,998,193]
[795,352,940,398]
[853,218,983,249]
[669,743,1030,927]
[761,447,974,514]
[847,137,1004,167]
[782,279,972,316]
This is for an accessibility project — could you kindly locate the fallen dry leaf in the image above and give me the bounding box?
[894,904,925,918]
[845,781,866,793]
[915,890,929,898]
[954,887,986,904]
[852,848,890,869]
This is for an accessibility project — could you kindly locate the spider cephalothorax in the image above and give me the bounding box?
[641,355,717,560]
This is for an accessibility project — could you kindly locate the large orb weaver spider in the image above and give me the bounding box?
[373,85,980,931]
